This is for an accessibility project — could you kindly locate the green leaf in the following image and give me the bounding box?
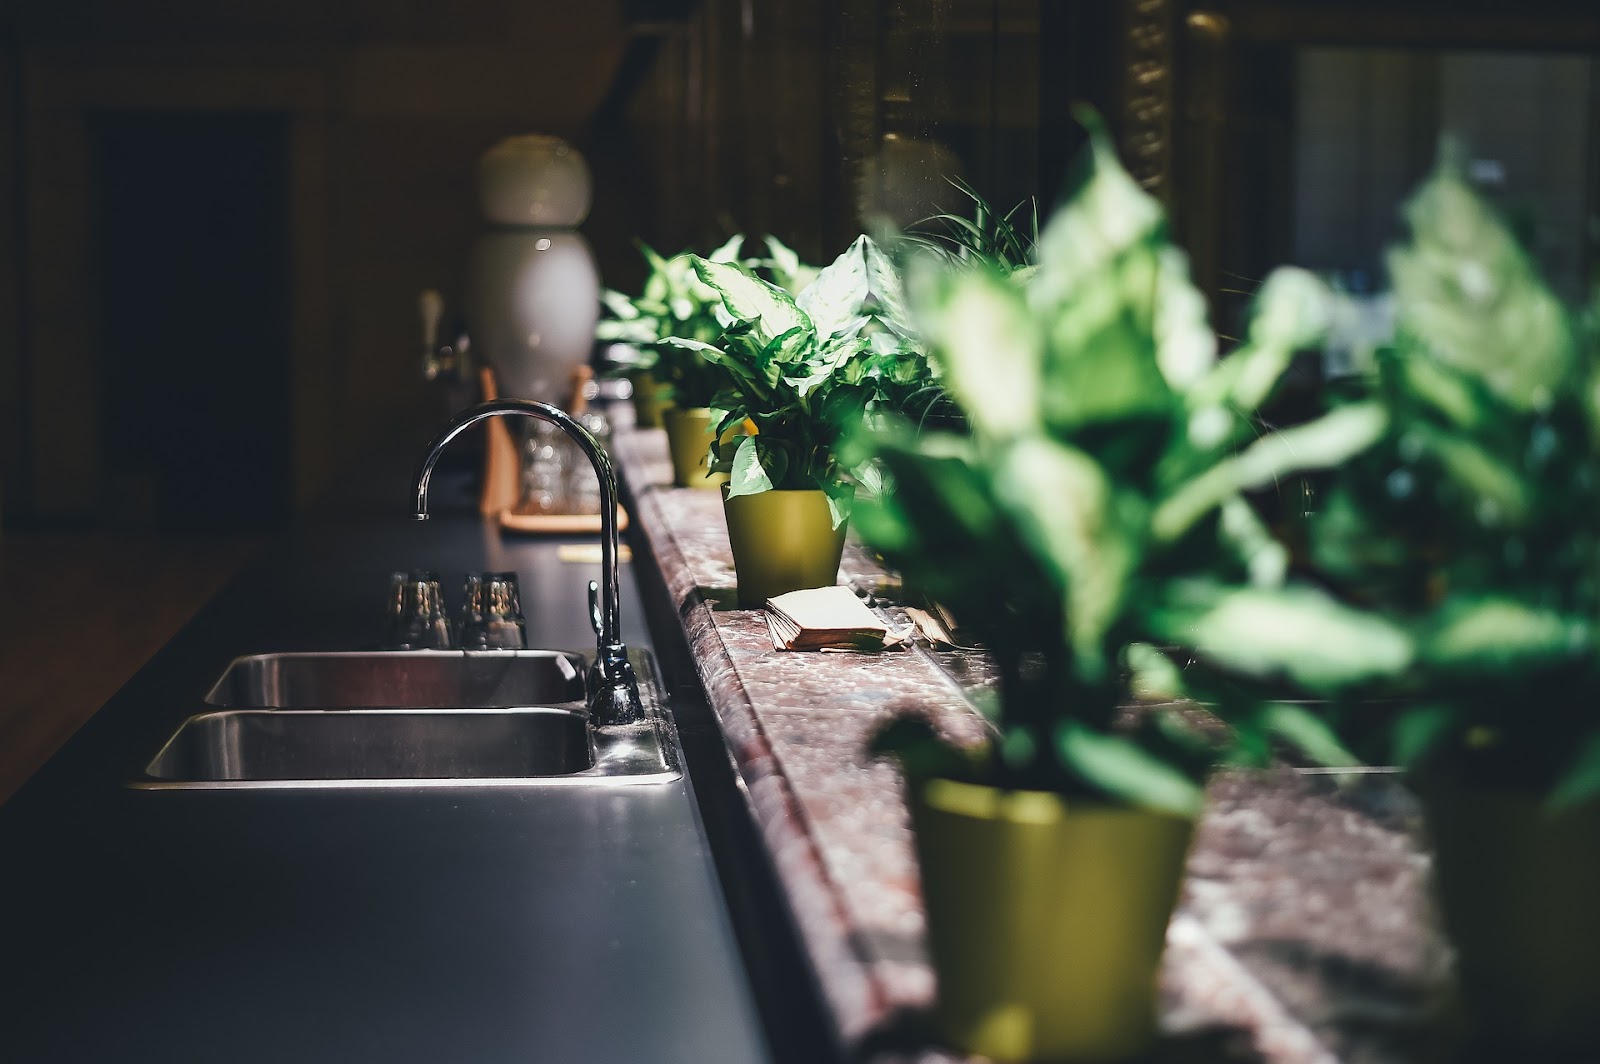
[918,266,1041,440]
[1247,266,1333,352]
[708,233,745,263]
[1186,268,1331,445]
[1148,581,1413,692]
[819,384,869,434]
[1393,347,1491,431]
[1218,495,1287,588]
[850,427,998,557]
[1153,401,1387,543]
[712,406,744,440]
[693,258,811,350]
[1549,732,1600,811]
[596,318,659,344]
[1387,153,1575,411]
[764,234,800,270]
[1405,423,1530,526]
[785,364,835,400]
[663,335,773,403]
[600,288,641,320]
[822,478,855,529]
[1029,111,1166,317]
[1055,720,1205,818]
[798,236,871,342]
[860,235,916,337]
[764,235,818,295]
[1226,401,1389,489]
[640,242,673,302]
[1420,598,1590,672]
[657,336,723,356]
[1391,704,1455,767]
[1259,703,1359,767]
[763,325,813,369]
[1305,482,1411,582]
[1037,272,1175,431]
[1151,245,1217,391]
[993,437,1136,683]
[792,235,910,342]
[726,434,775,498]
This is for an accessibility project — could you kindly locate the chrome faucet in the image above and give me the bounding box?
[411,399,644,727]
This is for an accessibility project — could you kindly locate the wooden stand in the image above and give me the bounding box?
[477,366,521,517]
[483,365,626,535]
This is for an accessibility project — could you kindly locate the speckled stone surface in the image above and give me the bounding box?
[614,428,1446,1063]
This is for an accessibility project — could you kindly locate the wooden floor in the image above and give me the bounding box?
[0,531,262,805]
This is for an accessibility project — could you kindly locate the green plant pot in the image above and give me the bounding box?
[631,372,666,429]
[721,488,847,608]
[1416,775,1600,1057]
[662,407,730,491]
[911,779,1194,1063]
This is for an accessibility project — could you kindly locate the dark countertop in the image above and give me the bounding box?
[613,427,1450,1064]
[0,470,772,1064]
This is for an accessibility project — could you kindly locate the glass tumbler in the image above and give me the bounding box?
[383,570,455,649]
[520,421,570,515]
[565,409,611,515]
[459,571,528,650]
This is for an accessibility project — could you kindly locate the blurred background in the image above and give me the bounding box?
[1,0,1599,791]
[3,0,1600,534]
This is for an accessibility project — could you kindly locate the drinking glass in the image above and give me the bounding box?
[520,421,569,515]
[383,570,455,650]
[460,571,528,650]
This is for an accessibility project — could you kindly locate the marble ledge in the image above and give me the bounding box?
[611,427,1445,1064]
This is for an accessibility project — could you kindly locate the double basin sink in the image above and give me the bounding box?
[133,650,679,790]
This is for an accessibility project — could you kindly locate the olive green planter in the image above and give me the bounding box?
[722,488,847,608]
[631,372,666,429]
[662,407,729,490]
[1417,776,1600,1058]
[911,779,1194,1063]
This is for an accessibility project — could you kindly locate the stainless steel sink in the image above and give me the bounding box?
[144,708,592,783]
[133,649,679,790]
[205,650,587,709]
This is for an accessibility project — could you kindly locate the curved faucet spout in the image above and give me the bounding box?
[411,399,642,726]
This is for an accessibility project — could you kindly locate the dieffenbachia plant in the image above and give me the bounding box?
[664,234,941,527]
[595,235,748,409]
[759,234,820,296]
[1300,148,1600,810]
[853,117,1401,817]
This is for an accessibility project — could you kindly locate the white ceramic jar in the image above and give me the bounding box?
[467,135,599,403]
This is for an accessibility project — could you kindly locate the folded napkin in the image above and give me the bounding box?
[764,585,905,652]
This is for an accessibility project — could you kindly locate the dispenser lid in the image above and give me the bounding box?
[476,134,592,227]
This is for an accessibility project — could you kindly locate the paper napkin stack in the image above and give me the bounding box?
[764,585,904,652]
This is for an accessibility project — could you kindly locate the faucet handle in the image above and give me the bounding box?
[587,580,603,638]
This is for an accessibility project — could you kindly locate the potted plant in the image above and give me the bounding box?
[666,234,941,605]
[1287,150,1600,1058]
[850,119,1401,1062]
[902,175,1039,273]
[597,235,744,485]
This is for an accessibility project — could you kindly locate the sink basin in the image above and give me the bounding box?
[205,650,586,709]
[144,708,592,782]
[134,649,680,790]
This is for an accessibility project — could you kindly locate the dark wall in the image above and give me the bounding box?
[1,1,632,526]
[93,111,293,532]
